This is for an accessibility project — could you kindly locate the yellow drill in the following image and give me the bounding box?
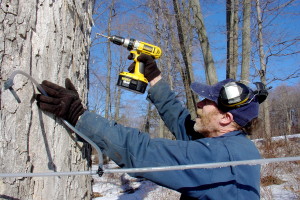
[98,34,162,94]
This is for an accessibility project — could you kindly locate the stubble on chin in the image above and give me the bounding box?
[193,110,220,137]
[193,119,209,137]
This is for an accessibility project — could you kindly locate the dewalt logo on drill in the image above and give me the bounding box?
[98,33,162,94]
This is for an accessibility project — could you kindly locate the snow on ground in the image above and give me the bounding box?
[92,163,180,200]
[92,134,300,199]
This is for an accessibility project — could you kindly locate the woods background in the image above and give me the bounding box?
[1,0,299,199]
[89,0,300,140]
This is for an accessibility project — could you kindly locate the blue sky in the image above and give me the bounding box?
[193,1,300,87]
[89,0,300,116]
[92,0,300,84]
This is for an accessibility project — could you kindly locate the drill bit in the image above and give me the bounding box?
[96,33,110,39]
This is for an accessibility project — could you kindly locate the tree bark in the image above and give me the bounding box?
[241,0,251,83]
[190,0,218,85]
[255,0,272,144]
[172,0,197,119]
[105,1,115,120]
[1,0,94,199]
[144,103,151,133]
[114,79,121,123]
[226,0,239,80]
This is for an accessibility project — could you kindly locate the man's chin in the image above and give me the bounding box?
[194,124,210,137]
[193,124,201,133]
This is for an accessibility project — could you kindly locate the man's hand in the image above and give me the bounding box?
[35,78,85,126]
[128,54,161,82]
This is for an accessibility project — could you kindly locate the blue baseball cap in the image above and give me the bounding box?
[190,79,259,127]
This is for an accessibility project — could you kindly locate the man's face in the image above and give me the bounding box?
[194,99,223,137]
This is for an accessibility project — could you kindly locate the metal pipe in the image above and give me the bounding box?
[1,156,299,178]
[4,70,104,170]
[0,171,97,178]
[3,70,300,179]
[104,156,300,174]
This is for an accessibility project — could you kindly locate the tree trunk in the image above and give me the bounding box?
[114,85,121,122]
[226,0,239,80]
[105,1,115,120]
[144,103,151,133]
[1,0,94,199]
[190,0,218,85]
[172,0,197,119]
[255,0,272,144]
[241,0,251,83]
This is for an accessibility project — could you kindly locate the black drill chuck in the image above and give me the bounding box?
[109,35,125,45]
[109,35,136,51]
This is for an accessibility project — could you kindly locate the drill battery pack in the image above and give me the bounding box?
[117,73,148,94]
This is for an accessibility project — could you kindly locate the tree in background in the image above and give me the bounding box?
[241,0,251,83]
[252,0,300,140]
[1,0,94,199]
[226,0,239,80]
[89,0,300,140]
[255,0,272,143]
[104,0,115,120]
[269,83,300,136]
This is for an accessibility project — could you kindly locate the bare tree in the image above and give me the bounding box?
[114,55,126,122]
[1,0,94,199]
[104,1,115,119]
[190,0,218,85]
[241,0,251,83]
[226,0,239,80]
[267,84,300,141]
[172,0,197,119]
[255,0,272,143]
[88,0,300,143]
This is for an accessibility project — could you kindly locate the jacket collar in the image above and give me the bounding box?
[220,130,244,137]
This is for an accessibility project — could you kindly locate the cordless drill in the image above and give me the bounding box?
[98,34,162,94]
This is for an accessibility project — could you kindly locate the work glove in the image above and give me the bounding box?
[128,53,161,82]
[35,78,85,126]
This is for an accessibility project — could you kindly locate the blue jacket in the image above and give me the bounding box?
[76,80,261,199]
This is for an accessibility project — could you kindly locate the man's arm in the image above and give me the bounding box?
[75,111,213,195]
[147,77,200,141]
[129,56,196,140]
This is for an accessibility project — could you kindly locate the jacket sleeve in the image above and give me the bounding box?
[75,111,214,195]
[147,80,201,141]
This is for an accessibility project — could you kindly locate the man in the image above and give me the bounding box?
[36,54,262,199]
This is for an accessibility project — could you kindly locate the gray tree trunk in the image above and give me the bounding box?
[255,0,272,144]
[241,0,251,83]
[1,0,94,199]
[226,0,239,80]
[172,0,197,119]
[105,1,115,120]
[154,0,166,138]
[144,103,151,133]
[190,0,218,85]
[114,84,121,122]
[113,48,125,123]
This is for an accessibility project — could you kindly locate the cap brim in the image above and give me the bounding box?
[191,79,235,103]
[190,82,218,102]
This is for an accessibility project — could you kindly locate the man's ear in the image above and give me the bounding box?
[220,112,234,125]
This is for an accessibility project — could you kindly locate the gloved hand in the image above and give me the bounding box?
[35,78,85,126]
[128,53,161,82]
